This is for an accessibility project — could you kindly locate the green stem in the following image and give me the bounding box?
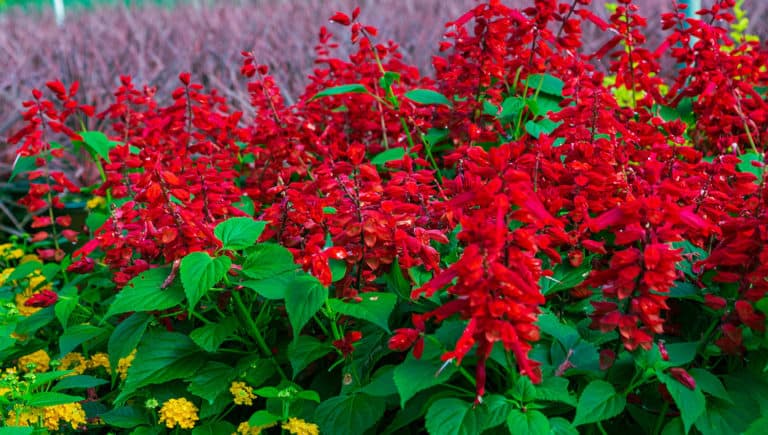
[652,401,670,435]
[232,291,287,379]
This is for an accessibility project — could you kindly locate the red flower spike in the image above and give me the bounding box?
[669,368,696,390]
[330,12,351,26]
[24,290,59,308]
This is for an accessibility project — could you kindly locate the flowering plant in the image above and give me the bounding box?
[3,0,768,433]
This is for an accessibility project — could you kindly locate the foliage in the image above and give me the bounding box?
[2,0,768,433]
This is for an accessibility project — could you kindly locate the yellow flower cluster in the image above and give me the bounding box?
[86,196,106,209]
[7,403,86,431]
[9,269,51,317]
[282,417,320,435]
[158,397,199,429]
[60,352,88,375]
[18,349,50,373]
[235,420,277,435]
[88,352,110,371]
[230,381,257,406]
[0,243,24,261]
[0,267,13,286]
[117,349,137,380]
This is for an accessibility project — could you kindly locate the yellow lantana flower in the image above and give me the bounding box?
[158,398,199,429]
[230,381,257,406]
[117,349,137,380]
[18,349,50,373]
[282,417,320,435]
[86,196,106,209]
[59,353,88,375]
[235,420,277,435]
[88,352,111,371]
[42,403,87,431]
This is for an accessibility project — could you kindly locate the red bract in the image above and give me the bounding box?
[24,289,59,308]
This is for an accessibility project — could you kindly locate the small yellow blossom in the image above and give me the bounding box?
[158,397,199,429]
[0,267,14,286]
[230,381,257,406]
[26,274,48,292]
[18,349,50,373]
[117,349,137,380]
[282,417,320,435]
[88,352,111,371]
[235,420,276,435]
[15,292,41,316]
[10,332,27,342]
[86,196,106,209]
[19,254,40,264]
[0,244,24,261]
[42,403,87,431]
[60,353,88,375]
[6,407,43,427]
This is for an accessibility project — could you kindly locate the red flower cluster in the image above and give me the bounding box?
[10,0,768,402]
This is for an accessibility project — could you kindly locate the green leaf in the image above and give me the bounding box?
[233,195,255,216]
[550,417,579,435]
[425,398,483,435]
[476,394,512,431]
[310,84,369,101]
[524,73,565,96]
[510,376,537,403]
[252,386,280,398]
[737,151,763,184]
[214,217,266,250]
[744,416,768,435]
[296,390,321,403]
[380,71,400,90]
[0,428,34,435]
[499,97,525,121]
[52,375,109,391]
[658,372,706,434]
[239,272,294,300]
[662,418,686,435]
[572,380,626,426]
[55,286,79,329]
[371,148,406,166]
[108,312,151,373]
[85,211,108,233]
[180,252,231,309]
[116,331,205,403]
[242,243,297,279]
[104,267,185,319]
[26,392,84,407]
[189,317,239,353]
[359,365,398,397]
[6,261,43,282]
[525,118,561,139]
[99,406,149,429]
[248,410,282,427]
[329,259,346,282]
[15,306,55,335]
[690,368,732,403]
[286,335,332,378]
[188,362,235,404]
[284,273,326,335]
[59,324,105,356]
[74,131,119,163]
[394,352,457,407]
[327,292,396,332]
[535,376,576,406]
[540,260,592,296]
[507,409,551,435]
[404,89,453,108]
[314,394,386,435]
[10,155,36,181]
[192,422,236,435]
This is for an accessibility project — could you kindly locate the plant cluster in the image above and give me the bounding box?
[2,0,768,433]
